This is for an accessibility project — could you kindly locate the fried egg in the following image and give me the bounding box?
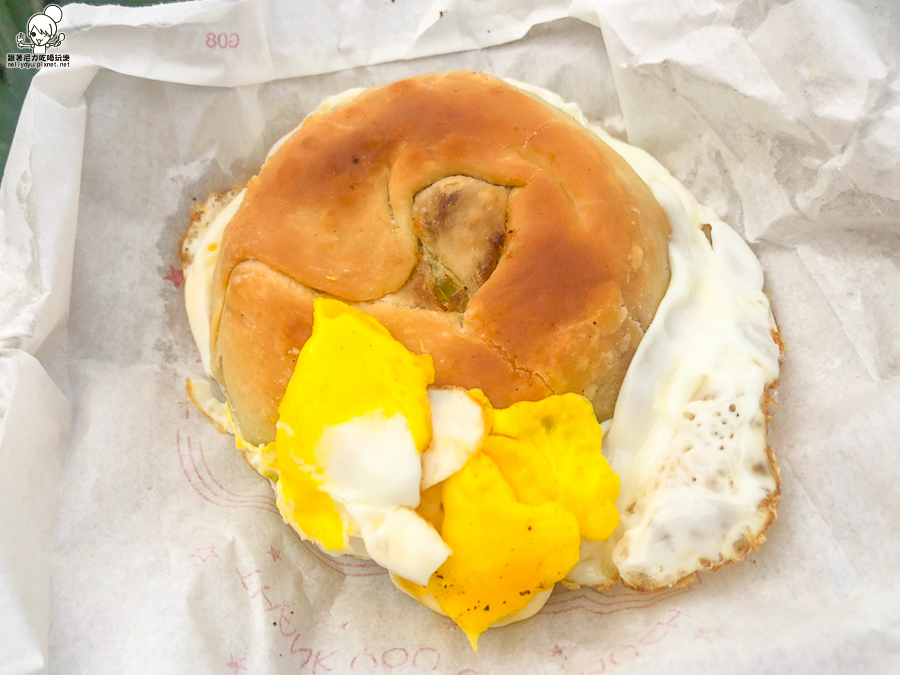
[183,78,781,641]
[507,82,782,591]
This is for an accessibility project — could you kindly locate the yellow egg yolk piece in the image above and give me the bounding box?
[268,298,435,552]
[427,451,579,650]
[272,456,349,551]
[491,394,620,541]
[400,393,619,649]
[480,435,559,506]
[278,298,435,453]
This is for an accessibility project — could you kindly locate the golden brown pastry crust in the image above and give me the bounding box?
[207,72,671,444]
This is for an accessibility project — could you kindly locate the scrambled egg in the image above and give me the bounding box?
[266,299,448,580]
[413,395,619,649]
[275,297,434,457]
[491,396,620,542]
[424,451,581,648]
[255,298,619,648]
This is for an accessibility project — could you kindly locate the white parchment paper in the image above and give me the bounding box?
[2,0,899,673]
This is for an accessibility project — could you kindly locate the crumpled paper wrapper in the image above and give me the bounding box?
[2,0,899,673]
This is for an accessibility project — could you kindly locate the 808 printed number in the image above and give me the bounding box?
[206,32,240,48]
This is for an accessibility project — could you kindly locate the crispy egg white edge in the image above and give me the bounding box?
[184,79,780,605]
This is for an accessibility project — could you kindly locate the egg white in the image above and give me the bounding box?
[421,388,486,489]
